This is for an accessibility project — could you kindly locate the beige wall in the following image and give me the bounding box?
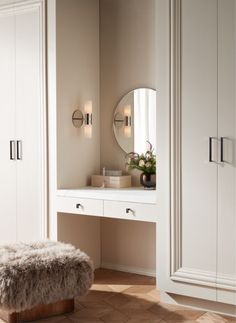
[101,218,156,275]
[100,0,157,274]
[56,0,101,268]
[100,0,156,175]
[58,214,101,268]
[57,0,100,188]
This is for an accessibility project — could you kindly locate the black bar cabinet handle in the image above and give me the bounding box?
[209,137,213,162]
[220,137,226,163]
[10,140,15,160]
[17,140,22,160]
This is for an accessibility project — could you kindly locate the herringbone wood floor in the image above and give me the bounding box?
[2,269,235,323]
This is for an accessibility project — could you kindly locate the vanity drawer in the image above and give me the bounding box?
[103,200,157,222]
[56,196,103,217]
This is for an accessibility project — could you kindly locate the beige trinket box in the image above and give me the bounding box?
[91,175,131,188]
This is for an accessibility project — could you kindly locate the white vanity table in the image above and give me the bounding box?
[56,187,157,223]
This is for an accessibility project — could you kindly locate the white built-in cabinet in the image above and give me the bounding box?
[157,0,236,307]
[56,188,157,223]
[217,0,236,305]
[0,0,47,244]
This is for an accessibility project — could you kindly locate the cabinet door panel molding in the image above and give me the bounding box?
[170,0,217,288]
[0,0,47,243]
[169,0,236,297]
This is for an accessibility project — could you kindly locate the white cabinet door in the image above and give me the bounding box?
[217,0,236,305]
[15,5,44,242]
[170,0,218,294]
[0,8,17,244]
[158,0,236,306]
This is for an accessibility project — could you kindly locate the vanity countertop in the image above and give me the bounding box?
[57,187,157,204]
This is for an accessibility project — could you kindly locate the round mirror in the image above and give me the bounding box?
[113,88,156,154]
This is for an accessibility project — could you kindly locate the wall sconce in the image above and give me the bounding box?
[72,101,93,138]
[113,105,132,138]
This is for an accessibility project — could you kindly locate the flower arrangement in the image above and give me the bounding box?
[126,141,156,174]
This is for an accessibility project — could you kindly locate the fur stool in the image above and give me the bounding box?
[0,240,93,322]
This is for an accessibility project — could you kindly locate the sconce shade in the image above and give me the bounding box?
[84,100,92,114]
[124,104,131,116]
[124,125,132,138]
[84,125,92,138]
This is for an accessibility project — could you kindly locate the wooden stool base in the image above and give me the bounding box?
[0,299,74,323]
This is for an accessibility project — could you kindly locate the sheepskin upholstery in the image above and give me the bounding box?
[0,240,93,313]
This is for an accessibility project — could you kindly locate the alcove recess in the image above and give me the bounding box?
[55,0,157,275]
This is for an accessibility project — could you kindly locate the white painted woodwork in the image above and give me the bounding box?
[180,0,218,275]
[157,0,236,307]
[47,0,57,240]
[57,188,156,204]
[56,196,103,217]
[56,189,157,223]
[103,200,156,222]
[15,4,43,241]
[0,0,46,243]
[217,0,236,305]
[0,8,17,243]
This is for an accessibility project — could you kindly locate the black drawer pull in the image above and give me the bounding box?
[126,208,132,214]
[76,203,82,209]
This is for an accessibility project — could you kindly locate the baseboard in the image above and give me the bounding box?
[160,291,236,317]
[101,262,156,277]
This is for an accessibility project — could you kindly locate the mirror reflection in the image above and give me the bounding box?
[113,88,156,154]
